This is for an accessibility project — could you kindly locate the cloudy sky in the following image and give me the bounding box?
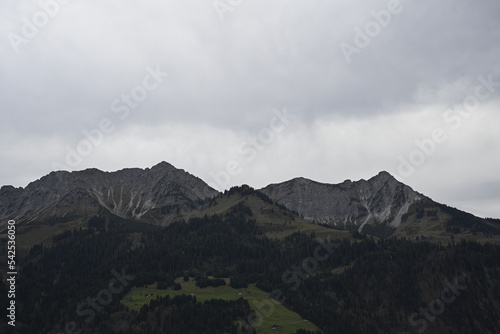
[1,0,499,218]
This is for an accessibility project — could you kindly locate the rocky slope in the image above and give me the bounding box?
[0,162,219,226]
[259,171,425,233]
[1,164,498,241]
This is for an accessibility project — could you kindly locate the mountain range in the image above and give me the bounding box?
[1,162,500,334]
[1,161,499,243]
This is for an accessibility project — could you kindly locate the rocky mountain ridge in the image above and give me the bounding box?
[0,162,219,226]
[259,171,425,233]
[1,163,498,240]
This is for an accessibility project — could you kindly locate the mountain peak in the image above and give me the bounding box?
[151,161,176,170]
[377,170,393,177]
[0,161,218,225]
[291,177,314,184]
[260,171,422,234]
[370,170,397,182]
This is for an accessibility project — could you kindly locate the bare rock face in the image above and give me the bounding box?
[0,162,219,226]
[259,171,423,233]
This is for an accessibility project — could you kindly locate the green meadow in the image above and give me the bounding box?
[121,277,321,334]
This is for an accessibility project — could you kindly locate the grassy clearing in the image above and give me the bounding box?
[121,277,321,334]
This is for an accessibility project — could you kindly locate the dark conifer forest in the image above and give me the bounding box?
[1,193,499,333]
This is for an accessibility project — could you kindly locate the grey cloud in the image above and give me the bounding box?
[0,0,499,217]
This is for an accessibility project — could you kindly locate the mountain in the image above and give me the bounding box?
[259,171,423,231]
[196,184,353,241]
[0,161,219,227]
[260,171,500,240]
[1,163,500,333]
[2,181,500,334]
[1,163,498,244]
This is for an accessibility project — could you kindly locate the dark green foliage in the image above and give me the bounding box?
[87,215,105,231]
[440,203,500,235]
[225,184,256,196]
[196,276,226,288]
[135,295,251,333]
[230,275,248,289]
[1,203,499,334]
[351,230,367,239]
[361,222,396,238]
[27,243,44,258]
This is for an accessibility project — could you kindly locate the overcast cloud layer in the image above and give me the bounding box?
[1,0,499,218]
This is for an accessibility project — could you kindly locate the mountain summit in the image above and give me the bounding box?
[1,163,498,241]
[0,162,218,226]
[259,171,423,234]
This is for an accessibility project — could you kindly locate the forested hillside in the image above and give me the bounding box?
[1,195,499,333]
